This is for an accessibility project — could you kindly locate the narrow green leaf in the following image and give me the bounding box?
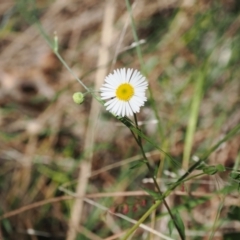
[37,165,69,183]
[130,160,145,169]
[230,172,240,181]
[203,166,218,175]
[2,219,12,233]
[141,187,161,200]
[174,210,186,240]
[129,125,180,167]
[183,72,205,170]
[216,164,226,172]
[168,219,174,236]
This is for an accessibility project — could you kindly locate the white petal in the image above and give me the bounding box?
[134,79,148,87]
[115,101,123,116]
[105,98,118,107]
[126,103,134,116]
[130,96,146,107]
[100,91,116,96]
[126,68,133,83]
[115,69,123,83]
[130,69,139,83]
[111,101,121,114]
[101,93,115,99]
[122,102,126,117]
[129,100,139,113]
[101,84,115,90]
[120,68,126,83]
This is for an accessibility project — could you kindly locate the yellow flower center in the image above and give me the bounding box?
[116,83,134,101]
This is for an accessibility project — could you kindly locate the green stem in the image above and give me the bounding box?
[125,0,164,139]
[132,114,185,240]
[125,0,144,71]
[122,200,162,240]
[182,72,205,170]
[125,10,166,236]
[123,155,205,239]
[28,11,90,93]
[54,51,89,91]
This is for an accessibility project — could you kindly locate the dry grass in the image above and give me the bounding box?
[0,0,240,239]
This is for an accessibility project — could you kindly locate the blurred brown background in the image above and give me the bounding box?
[0,0,240,239]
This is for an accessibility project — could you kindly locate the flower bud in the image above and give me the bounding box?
[72,92,84,104]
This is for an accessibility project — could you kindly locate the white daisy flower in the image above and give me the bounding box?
[100,68,148,117]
